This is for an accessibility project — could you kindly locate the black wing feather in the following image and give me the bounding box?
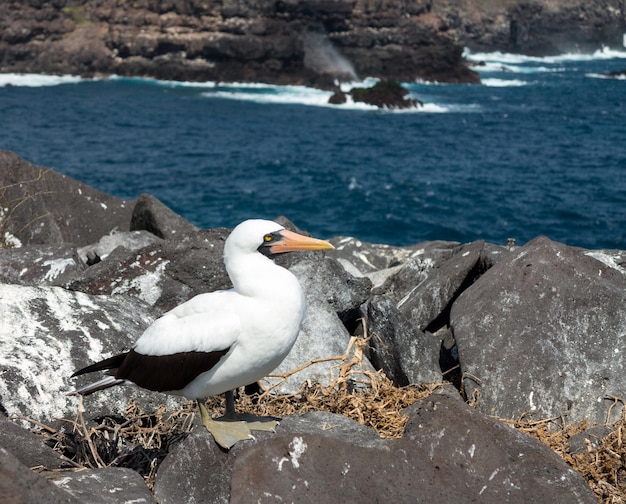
[71,352,129,378]
[114,349,230,392]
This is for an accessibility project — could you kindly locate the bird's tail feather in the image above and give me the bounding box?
[71,353,128,378]
[67,376,126,396]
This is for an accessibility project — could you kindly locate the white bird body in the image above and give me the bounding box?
[70,219,332,407]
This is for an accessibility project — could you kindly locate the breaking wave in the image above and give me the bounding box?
[0,73,86,87]
[465,46,626,66]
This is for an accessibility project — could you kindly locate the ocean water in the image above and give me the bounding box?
[1,48,626,249]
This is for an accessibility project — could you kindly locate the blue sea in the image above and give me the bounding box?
[2,48,626,250]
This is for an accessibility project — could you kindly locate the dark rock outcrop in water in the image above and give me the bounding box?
[349,80,423,109]
[605,68,626,78]
[2,150,625,502]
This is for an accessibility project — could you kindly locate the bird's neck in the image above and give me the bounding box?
[226,253,300,300]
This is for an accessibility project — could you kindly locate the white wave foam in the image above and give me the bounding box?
[481,78,528,87]
[204,84,335,107]
[473,62,565,74]
[0,73,85,87]
[201,81,442,112]
[418,103,449,113]
[587,72,626,80]
[108,75,218,89]
[464,46,626,66]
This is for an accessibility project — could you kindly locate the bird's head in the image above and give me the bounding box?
[225,219,334,261]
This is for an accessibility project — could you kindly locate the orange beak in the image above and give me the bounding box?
[270,229,335,254]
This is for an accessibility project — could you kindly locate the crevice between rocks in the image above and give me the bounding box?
[426,253,494,396]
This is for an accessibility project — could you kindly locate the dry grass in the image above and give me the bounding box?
[12,336,626,501]
[500,409,626,504]
[0,168,52,248]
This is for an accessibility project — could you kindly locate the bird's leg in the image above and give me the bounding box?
[225,389,236,416]
[197,399,253,450]
[217,390,280,433]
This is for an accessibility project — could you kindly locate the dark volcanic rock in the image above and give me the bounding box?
[0,0,479,85]
[154,392,595,503]
[367,295,442,386]
[349,80,423,109]
[64,228,232,312]
[606,68,626,78]
[452,236,626,424]
[0,151,134,247]
[0,447,81,504]
[0,415,67,470]
[2,157,625,503]
[328,90,347,104]
[131,193,200,239]
[433,0,626,55]
[0,282,185,422]
[367,240,507,386]
[50,467,157,504]
[0,243,85,286]
[330,236,460,288]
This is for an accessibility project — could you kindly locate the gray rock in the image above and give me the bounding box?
[262,259,375,394]
[452,236,626,423]
[152,424,232,504]
[65,228,231,312]
[330,236,459,288]
[398,393,595,504]
[130,193,199,239]
[0,283,183,423]
[0,243,85,285]
[0,150,133,247]
[291,257,372,318]
[0,415,67,470]
[154,411,385,504]
[379,240,499,332]
[76,230,162,264]
[50,467,156,504]
[0,446,81,504]
[366,241,504,386]
[158,392,594,503]
[367,295,442,386]
[569,425,613,455]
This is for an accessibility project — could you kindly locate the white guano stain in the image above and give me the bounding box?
[110,260,169,305]
[288,436,307,469]
[585,251,626,276]
[42,257,75,282]
[529,391,537,411]
[468,444,476,458]
[275,437,308,472]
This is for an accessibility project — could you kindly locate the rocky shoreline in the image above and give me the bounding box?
[1,0,624,88]
[1,149,625,502]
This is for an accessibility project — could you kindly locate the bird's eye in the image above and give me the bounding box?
[264,234,273,242]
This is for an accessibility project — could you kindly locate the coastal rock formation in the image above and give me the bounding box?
[452,236,626,425]
[0,0,478,86]
[434,0,626,55]
[348,79,423,109]
[154,398,595,504]
[1,0,623,89]
[0,151,623,502]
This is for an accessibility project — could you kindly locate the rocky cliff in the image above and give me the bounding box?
[0,0,479,86]
[0,0,624,84]
[435,0,626,55]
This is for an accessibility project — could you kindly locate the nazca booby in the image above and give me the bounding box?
[68,219,334,448]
